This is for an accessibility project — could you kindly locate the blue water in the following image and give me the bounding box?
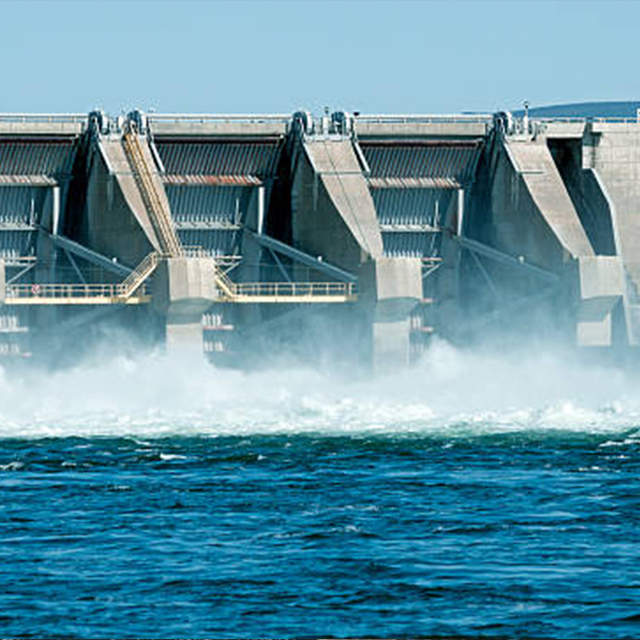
[2,342,640,638]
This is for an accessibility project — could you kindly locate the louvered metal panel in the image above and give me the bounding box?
[166,185,252,225]
[382,231,441,258]
[0,139,77,176]
[0,229,37,259]
[155,140,282,177]
[162,175,261,186]
[177,229,239,256]
[361,141,482,184]
[368,177,459,189]
[0,187,43,225]
[0,175,57,186]
[372,188,453,227]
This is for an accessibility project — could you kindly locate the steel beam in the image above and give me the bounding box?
[6,262,35,285]
[64,249,87,284]
[250,232,357,283]
[456,235,560,284]
[268,247,292,283]
[49,234,133,277]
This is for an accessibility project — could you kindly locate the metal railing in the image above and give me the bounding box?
[532,116,640,124]
[230,281,357,299]
[182,246,212,259]
[0,113,88,124]
[1,111,637,128]
[3,256,37,267]
[5,283,149,300]
[148,113,291,124]
[183,247,242,271]
[5,277,355,304]
[3,252,356,304]
[5,250,161,302]
[503,115,640,137]
[354,114,494,124]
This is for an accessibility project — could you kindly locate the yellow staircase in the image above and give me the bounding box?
[117,251,162,298]
[122,129,184,257]
[121,130,246,299]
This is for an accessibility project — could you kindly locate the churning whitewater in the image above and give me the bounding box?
[0,339,638,439]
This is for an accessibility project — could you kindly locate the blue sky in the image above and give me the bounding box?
[1,0,637,116]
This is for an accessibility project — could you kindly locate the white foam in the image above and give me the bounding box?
[0,339,639,438]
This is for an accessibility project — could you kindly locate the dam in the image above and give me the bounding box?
[0,107,638,369]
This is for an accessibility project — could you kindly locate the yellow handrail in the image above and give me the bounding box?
[122,131,183,257]
[118,251,161,298]
[224,281,357,299]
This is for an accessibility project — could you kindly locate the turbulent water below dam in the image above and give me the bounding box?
[1,341,640,638]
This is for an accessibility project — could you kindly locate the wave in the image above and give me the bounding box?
[1,339,639,438]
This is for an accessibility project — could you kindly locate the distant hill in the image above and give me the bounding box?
[512,101,640,118]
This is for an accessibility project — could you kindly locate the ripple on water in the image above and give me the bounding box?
[0,342,639,636]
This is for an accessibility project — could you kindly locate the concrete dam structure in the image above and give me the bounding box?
[0,108,638,369]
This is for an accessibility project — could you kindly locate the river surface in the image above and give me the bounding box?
[1,341,640,638]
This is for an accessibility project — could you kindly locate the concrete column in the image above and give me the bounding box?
[360,257,422,372]
[165,320,205,354]
[576,256,625,347]
[153,257,219,354]
[372,317,413,372]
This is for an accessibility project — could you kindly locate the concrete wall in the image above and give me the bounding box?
[0,122,85,136]
[86,143,156,267]
[504,138,593,260]
[291,150,365,274]
[585,123,640,344]
[301,139,383,262]
[586,125,640,283]
[354,121,490,138]
[478,133,628,348]
[149,120,288,138]
[547,138,616,256]
[489,144,573,275]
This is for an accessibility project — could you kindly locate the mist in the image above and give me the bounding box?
[0,336,639,439]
